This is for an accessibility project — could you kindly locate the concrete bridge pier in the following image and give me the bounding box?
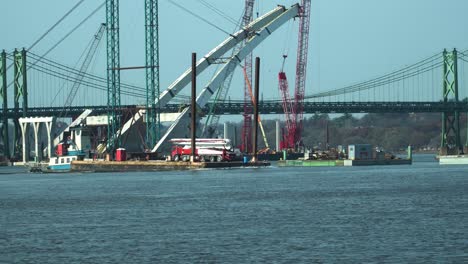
[19,121,29,163]
[19,117,55,163]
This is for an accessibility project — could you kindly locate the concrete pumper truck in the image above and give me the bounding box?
[170,138,235,162]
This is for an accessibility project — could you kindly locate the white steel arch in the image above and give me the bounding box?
[151,4,300,152]
[104,5,290,153]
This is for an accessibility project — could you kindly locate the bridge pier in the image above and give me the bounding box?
[19,117,54,163]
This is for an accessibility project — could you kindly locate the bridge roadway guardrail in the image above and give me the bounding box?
[1,101,468,119]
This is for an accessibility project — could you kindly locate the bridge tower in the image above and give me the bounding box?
[145,0,161,148]
[0,50,9,158]
[106,0,121,152]
[440,49,462,155]
[13,49,28,159]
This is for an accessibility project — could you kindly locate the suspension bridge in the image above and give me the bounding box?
[2,101,468,120]
[1,1,468,161]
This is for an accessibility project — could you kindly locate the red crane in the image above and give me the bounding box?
[278,55,295,149]
[278,0,311,150]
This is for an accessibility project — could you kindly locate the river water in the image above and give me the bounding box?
[1,155,467,263]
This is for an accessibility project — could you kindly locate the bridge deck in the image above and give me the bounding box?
[2,101,468,119]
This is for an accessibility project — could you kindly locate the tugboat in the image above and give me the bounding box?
[47,142,86,171]
[47,126,91,172]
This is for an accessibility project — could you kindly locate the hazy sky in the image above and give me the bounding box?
[2,0,468,104]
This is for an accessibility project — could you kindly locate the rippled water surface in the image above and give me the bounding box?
[1,155,467,263]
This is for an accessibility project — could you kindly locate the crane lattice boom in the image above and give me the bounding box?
[278,71,295,148]
[293,0,311,146]
[279,0,311,150]
[63,23,106,110]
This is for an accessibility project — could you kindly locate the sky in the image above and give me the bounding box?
[1,0,468,107]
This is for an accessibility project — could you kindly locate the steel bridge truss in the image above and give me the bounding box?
[145,0,161,149]
[4,101,468,120]
[106,0,121,152]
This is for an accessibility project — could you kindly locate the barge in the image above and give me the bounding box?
[438,155,468,165]
[71,160,270,172]
[278,145,412,167]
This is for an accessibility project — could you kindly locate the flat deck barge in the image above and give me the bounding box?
[278,158,411,167]
[71,160,270,172]
[439,155,468,165]
[278,160,344,167]
[343,159,412,166]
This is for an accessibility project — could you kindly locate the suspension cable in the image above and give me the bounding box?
[28,2,105,71]
[50,34,95,106]
[308,61,444,99]
[28,0,86,51]
[23,60,146,98]
[28,52,146,93]
[304,53,443,98]
[5,2,105,90]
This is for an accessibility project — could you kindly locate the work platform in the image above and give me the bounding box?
[278,158,412,167]
[71,160,270,173]
[439,155,468,165]
[278,160,344,167]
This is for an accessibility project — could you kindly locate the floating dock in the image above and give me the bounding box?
[278,159,344,167]
[277,158,411,167]
[71,160,270,172]
[343,158,412,166]
[278,145,413,167]
[439,155,468,165]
